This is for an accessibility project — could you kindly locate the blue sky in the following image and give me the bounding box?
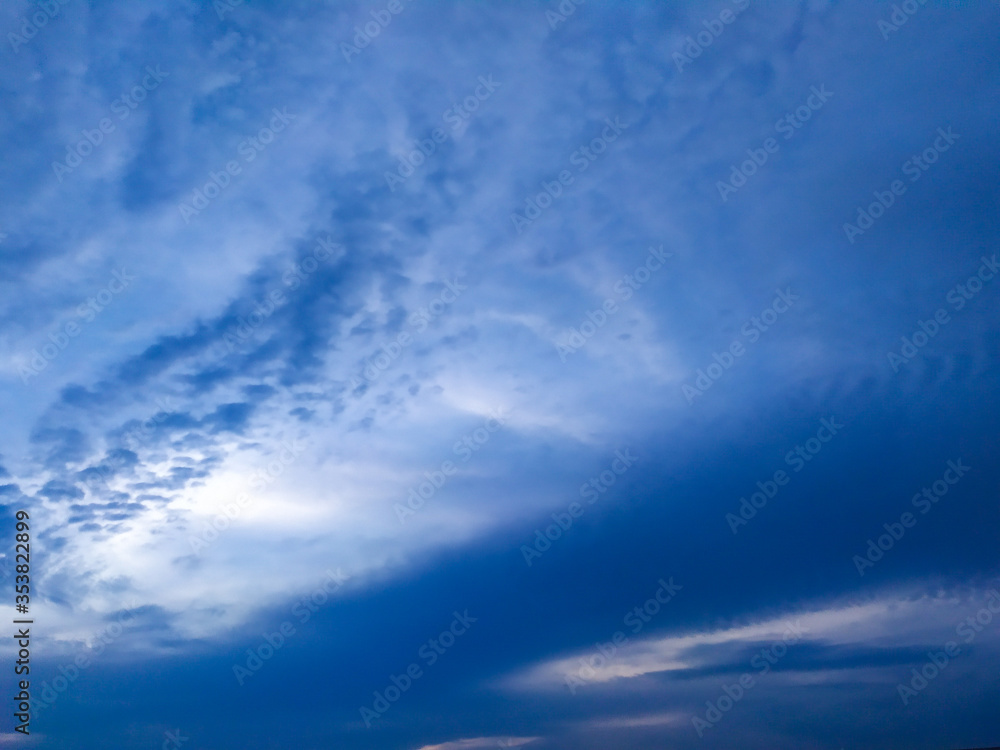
[1,1,999,748]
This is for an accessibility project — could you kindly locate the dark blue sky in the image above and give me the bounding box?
[1,1,999,748]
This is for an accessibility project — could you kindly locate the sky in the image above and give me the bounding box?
[1,1,999,748]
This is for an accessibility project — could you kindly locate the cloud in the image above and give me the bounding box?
[503,586,1000,692]
[415,738,539,750]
